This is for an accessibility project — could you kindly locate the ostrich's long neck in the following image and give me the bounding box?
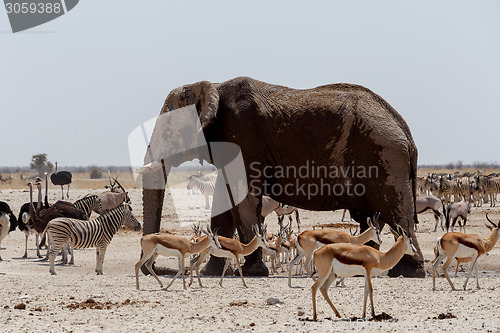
[45,174,49,206]
[28,183,35,216]
[36,184,42,213]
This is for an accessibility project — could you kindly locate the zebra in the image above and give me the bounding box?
[46,204,141,275]
[438,176,453,204]
[74,195,102,219]
[187,175,215,209]
[453,176,470,202]
[476,175,499,207]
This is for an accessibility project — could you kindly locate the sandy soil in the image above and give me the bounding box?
[1,188,499,332]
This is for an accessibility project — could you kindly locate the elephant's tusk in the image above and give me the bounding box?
[135,161,163,174]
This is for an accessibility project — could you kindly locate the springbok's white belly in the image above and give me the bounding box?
[316,242,326,249]
[332,259,383,278]
[263,248,276,256]
[210,247,234,259]
[454,244,475,259]
[332,259,366,278]
[155,245,182,258]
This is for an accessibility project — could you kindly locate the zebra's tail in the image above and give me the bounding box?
[443,203,451,231]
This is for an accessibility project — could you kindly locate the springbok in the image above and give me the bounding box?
[288,213,381,287]
[135,226,220,290]
[263,224,285,274]
[432,246,471,278]
[188,225,270,288]
[261,196,301,231]
[432,213,499,291]
[311,224,416,320]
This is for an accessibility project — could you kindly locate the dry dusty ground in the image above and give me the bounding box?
[1,187,500,332]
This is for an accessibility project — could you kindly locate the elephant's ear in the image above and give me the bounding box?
[164,81,220,130]
[192,81,219,130]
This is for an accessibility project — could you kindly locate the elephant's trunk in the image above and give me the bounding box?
[141,166,168,235]
[140,166,169,276]
[142,188,165,234]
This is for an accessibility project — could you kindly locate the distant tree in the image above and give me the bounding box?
[29,153,54,175]
[445,162,455,170]
[456,160,463,170]
[90,167,103,179]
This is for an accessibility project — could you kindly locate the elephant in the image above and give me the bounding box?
[137,76,425,278]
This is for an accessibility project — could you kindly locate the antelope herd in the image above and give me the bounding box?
[1,170,500,321]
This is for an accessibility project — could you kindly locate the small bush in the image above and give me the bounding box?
[90,168,103,179]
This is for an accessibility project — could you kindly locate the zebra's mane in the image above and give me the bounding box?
[93,205,126,225]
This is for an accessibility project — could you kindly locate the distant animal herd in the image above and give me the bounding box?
[0,169,499,320]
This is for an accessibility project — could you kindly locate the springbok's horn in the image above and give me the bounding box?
[485,213,498,228]
[388,221,399,237]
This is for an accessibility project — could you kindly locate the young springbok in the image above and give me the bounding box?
[432,246,472,278]
[263,224,285,274]
[432,213,499,291]
[311,224,416,320]
[135,226,220,290]
[188,225,270,288]
[288,213,381,287]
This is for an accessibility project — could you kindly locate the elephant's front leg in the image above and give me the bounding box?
[235,194,268,277]
[201,173,240,276]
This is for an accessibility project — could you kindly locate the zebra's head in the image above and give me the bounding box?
[186,176,196,191]
[122,204,141,231]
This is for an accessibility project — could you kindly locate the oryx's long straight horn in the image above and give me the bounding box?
[112,177,126,194]
[108,170,113,188]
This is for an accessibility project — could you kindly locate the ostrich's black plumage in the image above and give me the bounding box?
[51,164,72,199]
[0,201,17,232]
[50,171,72,186]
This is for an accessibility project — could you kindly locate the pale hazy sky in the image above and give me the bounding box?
[1,1,499,167]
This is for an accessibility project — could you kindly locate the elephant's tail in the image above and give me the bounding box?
[409,149,418,230]
[444,204,451,231]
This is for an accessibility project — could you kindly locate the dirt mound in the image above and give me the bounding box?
[65,298,148,310]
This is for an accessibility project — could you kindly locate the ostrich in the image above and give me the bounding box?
[51,162,72,200]
[27,179,87,262]
[0,201,17,260]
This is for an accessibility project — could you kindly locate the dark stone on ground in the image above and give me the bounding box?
[201,256,234,276]
[388,254,425,278]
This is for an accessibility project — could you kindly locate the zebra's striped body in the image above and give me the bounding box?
[477,175,499,207]
[438,177,453,204]
[74,195,102,219]
[46,204,141,275]
[187,175,216,209]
